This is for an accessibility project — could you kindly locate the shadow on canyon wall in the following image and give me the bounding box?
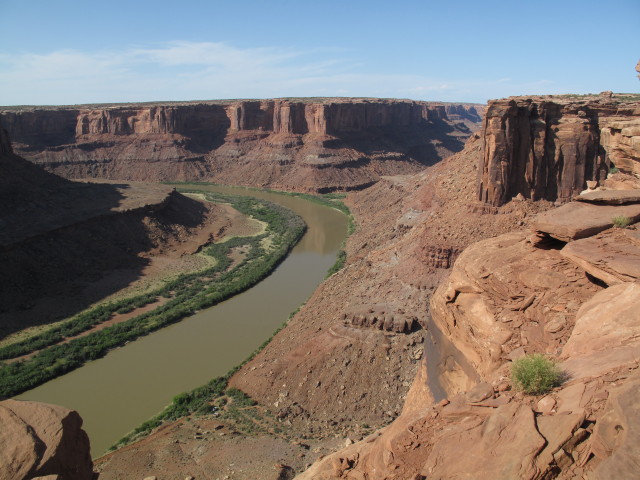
[0,132,209,338]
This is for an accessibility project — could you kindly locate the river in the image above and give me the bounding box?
[17,186,348,456]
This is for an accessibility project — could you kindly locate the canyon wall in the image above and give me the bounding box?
[477,96,640,206]
[0,99,483,192]
[0,119,229,337]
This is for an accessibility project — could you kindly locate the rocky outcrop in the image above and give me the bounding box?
[0,98,482,192]
[430,231,601,383]
[477,96,640,206]
[531,201,640,242]
[0,400,93,480]
[590,370,640,480]
[560,229,640,285]
[575,188,640,204]
[343,304,418,333]
[297,183,640,479]
[599,111,640,176]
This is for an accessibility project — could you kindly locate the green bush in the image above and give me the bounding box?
[510,354,562,394]
[609,166,620,175]
[612,216,633,228]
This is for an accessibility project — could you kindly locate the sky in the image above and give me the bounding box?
[0,0,638,106]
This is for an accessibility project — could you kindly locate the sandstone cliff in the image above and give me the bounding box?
[477,95,640,206]
[0,99,483,192]
[298,187,640,479]
[0,399,93,480]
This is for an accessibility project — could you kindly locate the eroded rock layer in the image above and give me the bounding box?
[0,99,483,192]
[478,95,640,206]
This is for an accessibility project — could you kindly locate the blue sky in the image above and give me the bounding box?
[0,0,638,105]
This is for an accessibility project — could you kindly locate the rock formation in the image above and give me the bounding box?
[0,99,483,192]
[477,95,640,206]
[299,204,640,480]
[298,166,640,479]
[0,399,93,480]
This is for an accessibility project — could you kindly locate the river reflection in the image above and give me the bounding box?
[17,186,348,456]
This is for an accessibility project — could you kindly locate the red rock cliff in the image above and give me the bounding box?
[0,399,94,480]
[477,96,640,206]
[0,98,482,192]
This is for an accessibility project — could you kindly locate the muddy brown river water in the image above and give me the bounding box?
[18,186,348,456]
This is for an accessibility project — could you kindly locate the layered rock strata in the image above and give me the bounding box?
[0,99,483,192]
[477,95,640,206]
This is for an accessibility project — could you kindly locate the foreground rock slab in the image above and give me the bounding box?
[562,283,640,362]
[0,400,93,480]
[575,188,640,204]
[560,228,640,285]
[531,201,640,242]
[591,370,640,480]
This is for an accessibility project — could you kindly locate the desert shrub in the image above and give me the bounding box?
[510,354,562,394]
[609,166,620,174]
[612,216,632,228]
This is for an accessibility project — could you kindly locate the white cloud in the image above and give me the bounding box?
[0,41,560,105]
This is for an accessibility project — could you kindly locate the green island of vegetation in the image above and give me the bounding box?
[0,192,307,398]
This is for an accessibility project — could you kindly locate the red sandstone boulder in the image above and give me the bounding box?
[0,400,93,480]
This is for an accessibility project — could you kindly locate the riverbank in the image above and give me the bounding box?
[17,186,349,456]
[1,192,305,398]
[106,186,355,449]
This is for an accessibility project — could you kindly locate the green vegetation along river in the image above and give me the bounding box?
[17,186,349,456]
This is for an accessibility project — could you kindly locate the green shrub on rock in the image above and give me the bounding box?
[612,216,632,228]
[510,354,562,395]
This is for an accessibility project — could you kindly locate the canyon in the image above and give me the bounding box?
[2,93,640,480]
[0,98,482,192]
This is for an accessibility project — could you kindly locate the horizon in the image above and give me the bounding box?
[3,92,640,109]
[1,0,639,106]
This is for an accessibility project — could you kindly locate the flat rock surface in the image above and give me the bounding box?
[562,283,640,359]
[531,201,640,242]
[560,228,640,285]
[592,370,640,480]
[575,188,640,204]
